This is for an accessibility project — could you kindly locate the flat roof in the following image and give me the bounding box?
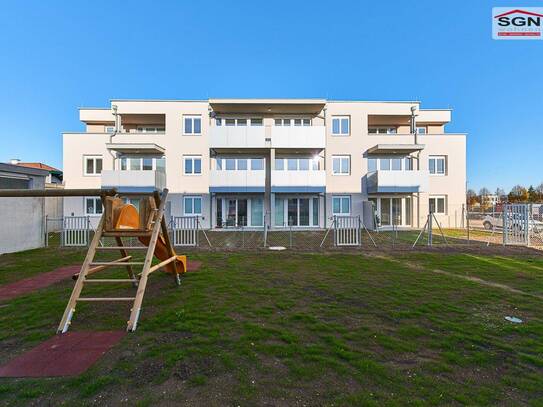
[367,144,425,154]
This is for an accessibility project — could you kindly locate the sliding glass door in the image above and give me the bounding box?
[275,196,319,227]
[372,197,413,228]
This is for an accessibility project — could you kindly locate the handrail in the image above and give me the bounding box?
[0,188,117,197]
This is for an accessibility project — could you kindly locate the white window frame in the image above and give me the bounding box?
[136,125,165,133]
[83,155,103,176]
[332,195,351,216]
[275,157,319,171]
[274,117,311,126]
[368,127,398,134]
[332,116,350,136]
[85,197,103,216]
[184,196,202,216]
[416,126,427,134]
[332,155,350,175]
[183,155,202,175]
[274,196,320,227]
[119,156,165,171]
[429,195,447,214]
[183,115,202,135]
[429,155,446,176]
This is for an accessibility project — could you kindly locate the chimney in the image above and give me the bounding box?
[10,158,20,165]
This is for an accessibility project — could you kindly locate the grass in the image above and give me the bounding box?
[0,247,542,405]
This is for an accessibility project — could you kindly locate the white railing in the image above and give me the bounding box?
[271,170,326,187]
[101,170,166,190]
[271,126,325,148]
[209,170,265,188]
[209,126,267,148]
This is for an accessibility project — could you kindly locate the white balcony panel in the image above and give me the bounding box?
[209,127,267,149]
[366,170,428,194]
[271,126,325,149]
[272,170,326,187]
[210,170,265,189]
[101,170,166,191]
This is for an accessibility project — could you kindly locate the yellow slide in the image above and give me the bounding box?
[115,204,186,275]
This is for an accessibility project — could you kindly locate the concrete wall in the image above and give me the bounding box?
[0,197,44,254]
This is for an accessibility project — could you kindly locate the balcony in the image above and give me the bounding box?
[209,170,265,193]
[366,170,428,194]
[101,170,166,192]
[272,170,326,193]
[271,126,325,149]
[209,126,326,150]
[209,127,267,149]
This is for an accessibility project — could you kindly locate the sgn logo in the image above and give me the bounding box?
[493,7,543,40]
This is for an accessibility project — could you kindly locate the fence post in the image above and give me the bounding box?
[87,216,91,247]
[289,220,293,248]
[428,212,433,246]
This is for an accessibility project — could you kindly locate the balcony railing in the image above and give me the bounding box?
[272,170,326,192]
[366,170,428,194]
[209,126,326,149]
[209,170,265,192]
[101,170,166,192]
[271,126,325,149]
[209,127,267,149]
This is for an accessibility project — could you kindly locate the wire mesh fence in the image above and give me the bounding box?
[42,207,543,253]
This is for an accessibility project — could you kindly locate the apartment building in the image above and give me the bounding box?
[63,99,466,230]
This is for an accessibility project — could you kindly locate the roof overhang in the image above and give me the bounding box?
[106,143,165,155]
[367,144,425,155]
[209,99,326,114]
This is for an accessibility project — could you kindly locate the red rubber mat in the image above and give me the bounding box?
[0,331,125,377]
[0,265,81,302]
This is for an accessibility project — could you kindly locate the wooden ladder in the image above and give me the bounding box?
[57,189,180,333]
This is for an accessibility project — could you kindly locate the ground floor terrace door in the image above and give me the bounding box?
[369,196,412,228]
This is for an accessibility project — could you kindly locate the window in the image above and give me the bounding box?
[250,118,263,126]
[380,158,391,171]
[105,126,115,133]
[216,158,261,171]
[391,158,402,171]
[137,126,165,133]
[84,156,102,175]
[183,115,202,135]
[184,196,202,216]
[332,196,351,215]
[367,158,377,172]
[429,156,446,175]
[119,156,164,171]
[416,126,427,134]
[332,155,350,175]
[404,157,414,171]
[275,158,318,171]
[85,197,103,215]
[368,127,398,134]
[332,116,349,136]
[275,158,284,170]
[251,158,264,170]
[429,196,446,214]
[274,118,311,126]
[184,155,202,175]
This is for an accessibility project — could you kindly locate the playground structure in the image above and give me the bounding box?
[0,188,186,332]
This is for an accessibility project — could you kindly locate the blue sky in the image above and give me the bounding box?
[0,0,541,192]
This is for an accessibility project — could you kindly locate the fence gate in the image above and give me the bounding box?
[334,216,361,246]
[63,216,90,247]
[503,204,529,246]
[172,216,199,247]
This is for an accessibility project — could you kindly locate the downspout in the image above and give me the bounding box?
[411,106,420,228]
[108,105,119,169]
[323,106,327,228]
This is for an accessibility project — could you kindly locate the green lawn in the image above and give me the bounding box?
[0,247,542,405]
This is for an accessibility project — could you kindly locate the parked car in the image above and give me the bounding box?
[483,213,543,231]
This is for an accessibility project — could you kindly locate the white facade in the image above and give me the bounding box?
[62,99,467,230]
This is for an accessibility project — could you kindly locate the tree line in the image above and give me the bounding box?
[467,184,543,207]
